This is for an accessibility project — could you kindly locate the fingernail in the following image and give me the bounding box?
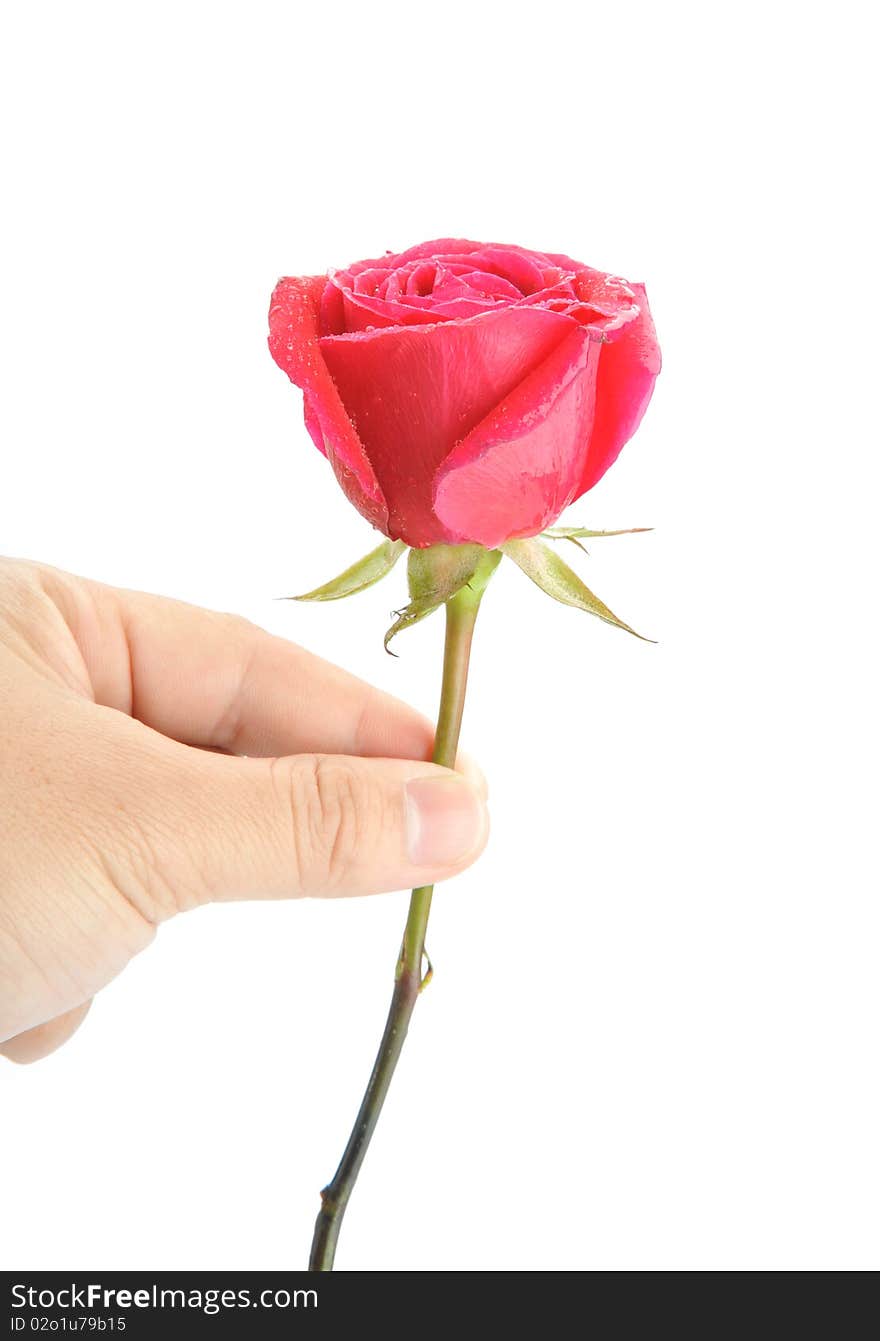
[405,776,487,867]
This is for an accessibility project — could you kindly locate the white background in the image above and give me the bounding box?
[1,0,877,1271]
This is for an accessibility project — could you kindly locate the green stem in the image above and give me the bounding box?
[308,580,485,1271]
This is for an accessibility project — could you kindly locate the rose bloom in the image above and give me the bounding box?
[269,238,660,549]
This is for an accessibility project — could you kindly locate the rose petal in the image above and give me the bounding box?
[341,285,445,330]
[463,270,527,301]
[543,248,589,272]
[319,279,345,336]
[468,246,547,295]
[302,392,326,457]
[319,305,575,545]
[268,276,388,531]
[327,240,582,332]
[390,238,489,265]
[433,325,600,548]
[574,278,661,495]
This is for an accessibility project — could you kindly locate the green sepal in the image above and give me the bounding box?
[384,544,501,653]
[286,538,407,602]
[502,538,653,641]
[543,525,652,539]
[543,524,651,551]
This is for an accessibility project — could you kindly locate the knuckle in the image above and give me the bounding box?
[0,561,56,636]
[0,561,94,696]
[81,739,211,920]
[219,611,261,643]
[98,809,192,922]
[1,560,78,618]
[283,754,376,892]
[0,556,52,596]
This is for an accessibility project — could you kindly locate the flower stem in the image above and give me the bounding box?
[308,578,487,1271]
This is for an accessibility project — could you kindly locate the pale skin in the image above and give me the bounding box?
[0,559,488,1064]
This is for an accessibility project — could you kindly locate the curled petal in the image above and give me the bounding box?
[319,306,575,546]
[388,237,500,266]
[574,277,661,495]
[268,276,388,532]
[434,327,601,548]
[326,239,582,331]
[302,392,327,458]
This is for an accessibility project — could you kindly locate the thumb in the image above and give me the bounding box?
[134,748,489,905]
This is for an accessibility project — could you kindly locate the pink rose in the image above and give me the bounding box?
[269,237,660,549]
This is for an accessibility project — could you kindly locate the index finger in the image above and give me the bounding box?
[50,568,439,764]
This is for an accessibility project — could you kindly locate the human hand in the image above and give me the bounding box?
[0,559,488,1063]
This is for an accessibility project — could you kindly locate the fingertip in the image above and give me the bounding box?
[455,749,488,802]
[404,773,489,870]
[0,1000,93,1064]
